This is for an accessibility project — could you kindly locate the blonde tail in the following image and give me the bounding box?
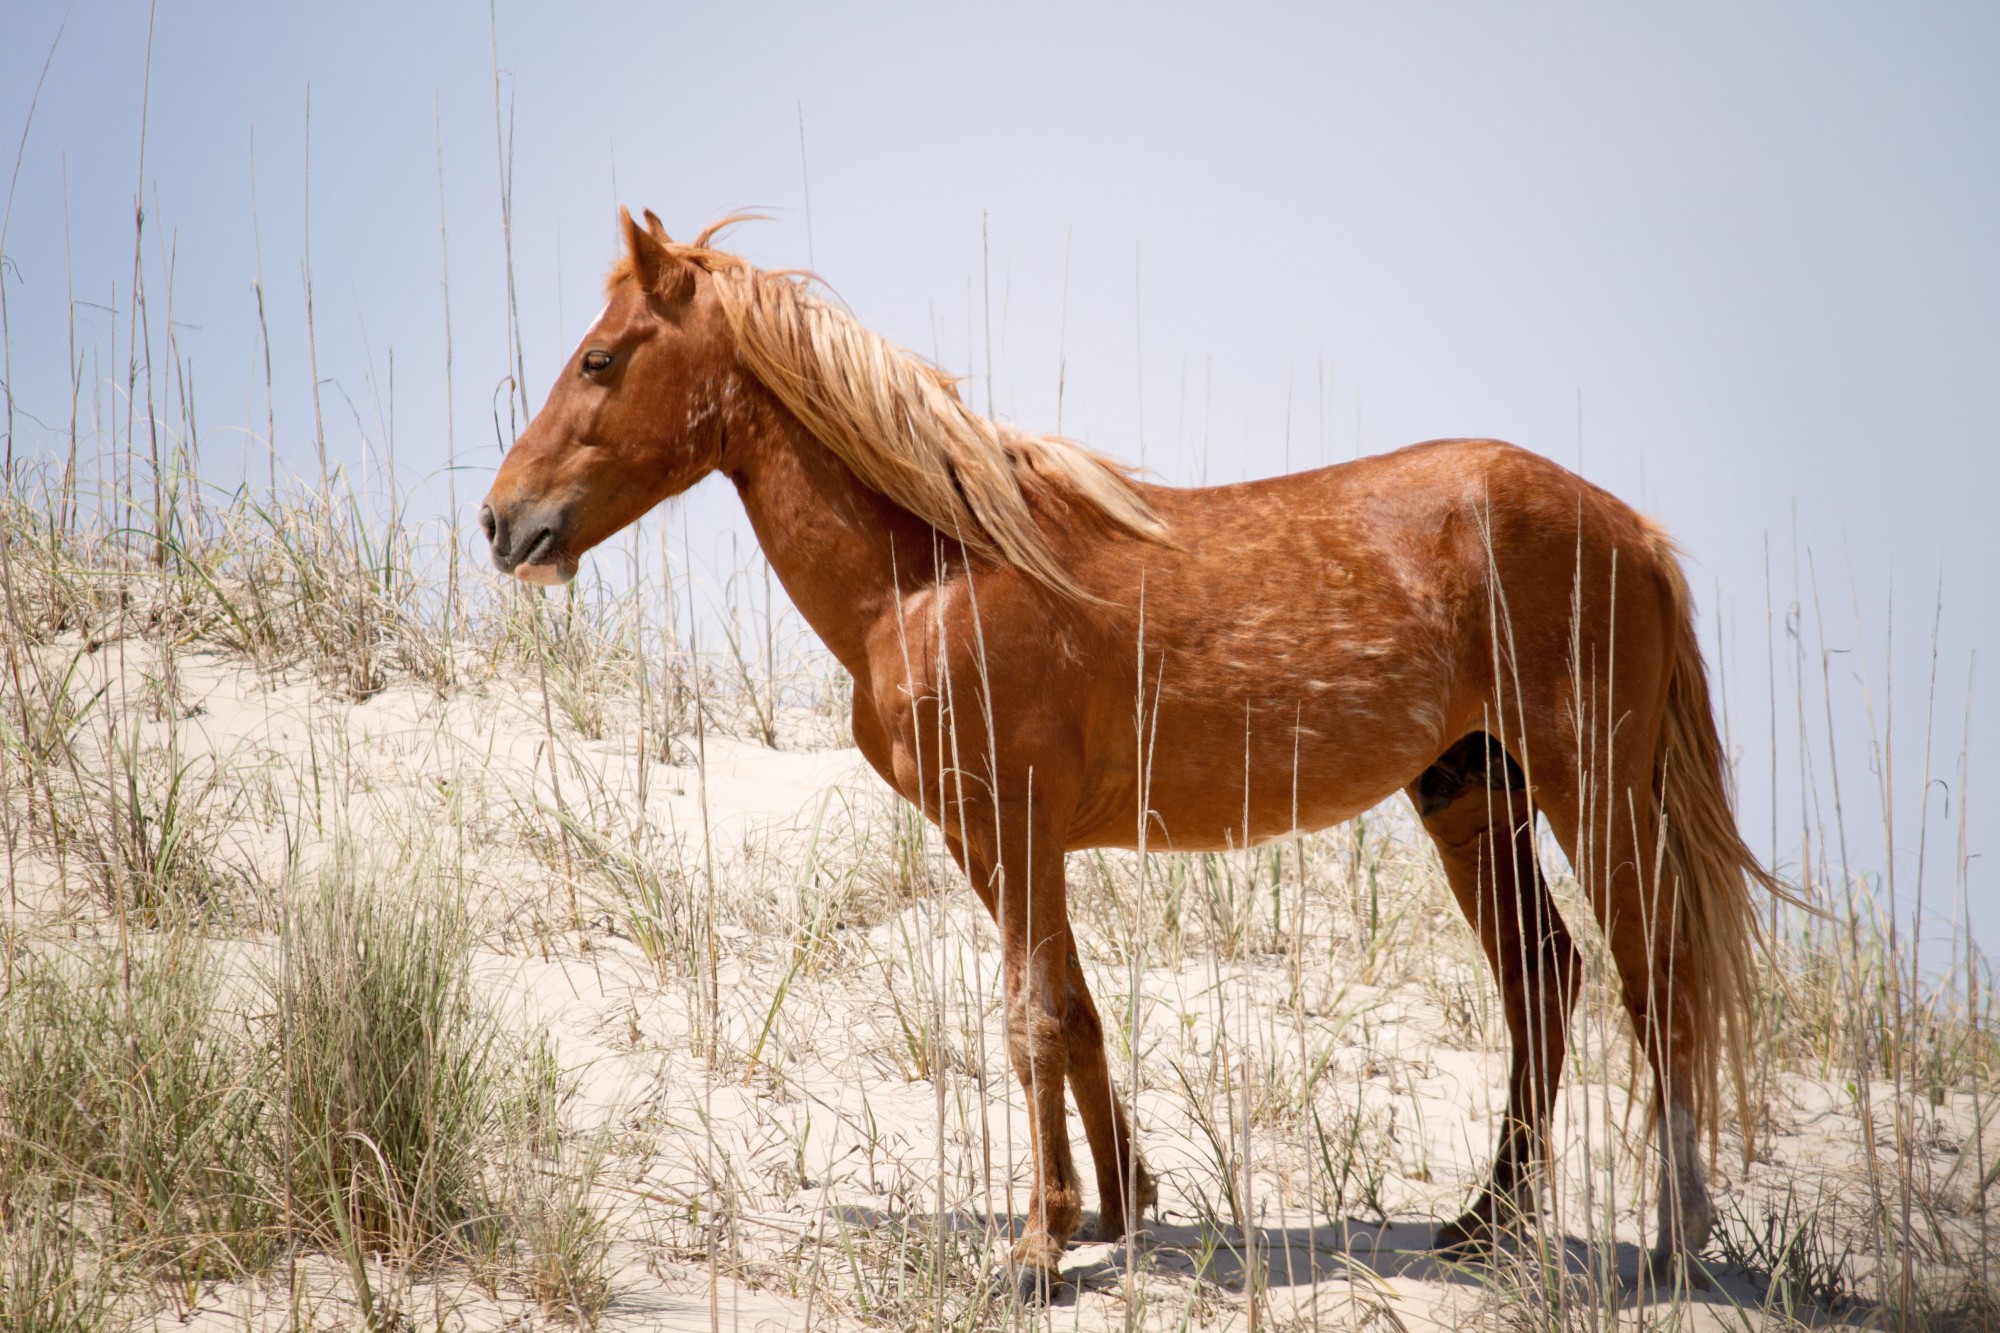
[1649,530,1779,1159]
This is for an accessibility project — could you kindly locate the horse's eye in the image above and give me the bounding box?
[581,349,614,374]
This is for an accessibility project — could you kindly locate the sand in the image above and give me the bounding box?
[3,633,1988,1331]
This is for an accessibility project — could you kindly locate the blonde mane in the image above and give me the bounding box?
[631,222,1168,598]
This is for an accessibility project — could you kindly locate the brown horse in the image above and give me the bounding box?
[482,210,1773,1294]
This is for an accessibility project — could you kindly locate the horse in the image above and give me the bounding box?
[481,209,1774,1296]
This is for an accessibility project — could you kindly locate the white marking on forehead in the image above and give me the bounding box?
[567,302,611,362]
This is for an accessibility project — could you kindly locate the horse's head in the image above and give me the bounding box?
[480,208,731,585]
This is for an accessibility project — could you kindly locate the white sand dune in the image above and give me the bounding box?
[3,629,1987,1332]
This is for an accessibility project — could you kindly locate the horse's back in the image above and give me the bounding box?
[1121,436,1674,648]
[1052,438,1678,848]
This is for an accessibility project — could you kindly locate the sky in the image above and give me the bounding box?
[1,3,1994,956]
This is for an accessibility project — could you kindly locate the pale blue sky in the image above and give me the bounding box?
[2,3,1993,953]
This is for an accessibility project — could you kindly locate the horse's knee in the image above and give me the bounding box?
[1006,994,1067,1079]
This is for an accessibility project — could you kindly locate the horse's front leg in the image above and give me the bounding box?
[954,793,1083,1301]
[1059,944,1156,1242]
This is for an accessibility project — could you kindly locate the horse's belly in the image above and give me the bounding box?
[1064,578,1461,850]
[1071,703,1444,851]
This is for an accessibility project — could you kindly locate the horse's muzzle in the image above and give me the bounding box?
[479,497,576,585]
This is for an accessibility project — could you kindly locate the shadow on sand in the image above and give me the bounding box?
[831,1205,1865,1323]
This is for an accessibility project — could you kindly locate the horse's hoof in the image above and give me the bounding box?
[1642,1246,1714,1291]
[1092,1168,1159,1241]
[1431,1212,1498,1258]
[997,1262,1068,1306]
[1090,1214,1125,1243]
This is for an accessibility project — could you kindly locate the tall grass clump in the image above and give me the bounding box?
[209,483,457,699]
[273,846,502,1262]
[86,745,249,928]
[0,458,464,699]
[0,933,273,1287]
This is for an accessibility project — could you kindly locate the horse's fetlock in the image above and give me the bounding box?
[1041,1183,1084,1243]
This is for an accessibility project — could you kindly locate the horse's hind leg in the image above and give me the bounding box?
[1057,950,1156,1240]
[1543,745,1717,1272]
[1410,733,1581,1251]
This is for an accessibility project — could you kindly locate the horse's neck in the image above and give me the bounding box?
[723,401,937,674]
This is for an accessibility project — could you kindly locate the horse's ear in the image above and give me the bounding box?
[620,207,658,283]
[642,209,673,245]
[620,207,692,304]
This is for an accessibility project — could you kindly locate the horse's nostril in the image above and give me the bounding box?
[478,504,497,543]
[522,527,557,565]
